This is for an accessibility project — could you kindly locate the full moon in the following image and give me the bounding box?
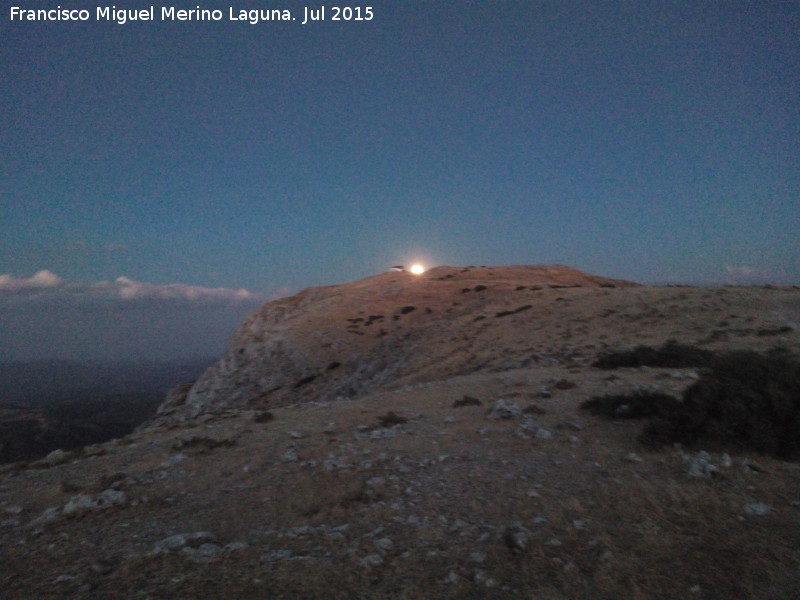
[410,264,425,275]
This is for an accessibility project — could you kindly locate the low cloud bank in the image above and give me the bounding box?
[0,271,282,362]
[0,270,262,307]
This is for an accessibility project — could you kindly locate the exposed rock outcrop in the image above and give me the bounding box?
[150,265,638,425]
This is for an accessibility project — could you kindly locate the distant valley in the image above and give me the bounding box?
[0,359,212,463]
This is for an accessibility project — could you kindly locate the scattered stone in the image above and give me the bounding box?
[40,449,70,467]
[359,553,384,568]
[324,456,353,470]
[556,421,583,431]
[544,537,562,547]
[370,426,402,439]
[289,430,307,439]
[261,548,294,563]
[374,537,394,553]
[743,503,774,516]
[29,506,61,528]
[623,452,643,463]
[488,399,521,420]
[63,489,126,515]
[686,451,717,478]
[285,525,316,538]
[183,542,223,563]
[282,446,299,462]
[366,476,386,488]
[160,453,186,467]
[502,524,530,553]
[150,532,217,555]
[740,460,765,474]
[90,560,114,574]
[224,542,250,553]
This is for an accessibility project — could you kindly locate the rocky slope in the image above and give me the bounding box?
[154,265,638,423]
[2,265,800,599]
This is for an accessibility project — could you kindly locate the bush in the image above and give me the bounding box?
[377,411,407,427]
[593,340,714,369]
[583,349,800,459]
[581,392,680,420]
[642,351,800,459]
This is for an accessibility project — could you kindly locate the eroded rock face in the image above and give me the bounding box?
[151,265,639,425]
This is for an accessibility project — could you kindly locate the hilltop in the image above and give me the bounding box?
[1,265,799,599]
[153,265,638,423]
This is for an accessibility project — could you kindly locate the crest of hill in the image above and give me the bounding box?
[150,265,637,425]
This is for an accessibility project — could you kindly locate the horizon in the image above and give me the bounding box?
[3,1,798,361]
[2,262,796,363]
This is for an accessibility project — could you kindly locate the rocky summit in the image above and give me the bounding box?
[153,265,638,423]
[2,265,800,600]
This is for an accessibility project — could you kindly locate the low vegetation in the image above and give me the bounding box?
[592,339,714,369]
[585,344,800,459]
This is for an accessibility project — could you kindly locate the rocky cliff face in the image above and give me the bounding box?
[153,265,638,424]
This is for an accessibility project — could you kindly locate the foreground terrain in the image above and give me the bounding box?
[1,266,799,599]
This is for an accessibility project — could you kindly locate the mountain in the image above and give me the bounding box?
[2,265,799,599]
[154,265,638,423]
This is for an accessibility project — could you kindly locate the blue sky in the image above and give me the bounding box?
[1,1,798,360]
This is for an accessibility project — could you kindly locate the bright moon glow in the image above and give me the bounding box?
[410,264,425,275]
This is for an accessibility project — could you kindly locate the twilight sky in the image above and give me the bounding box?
[2,1,798,361]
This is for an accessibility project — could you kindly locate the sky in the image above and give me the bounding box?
[1,1,798,361]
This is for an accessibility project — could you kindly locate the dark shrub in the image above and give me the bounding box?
[294,374,317,388]
[377,411,407,427]
[253,411,274,423]
[756,326,793,336]
[554,379,577,390]
[593,340,714,369]
[399,306,416,314]
[453,395,482,408]
[642,351,800,459]
[495,305,532,318]
[581,392,680,420]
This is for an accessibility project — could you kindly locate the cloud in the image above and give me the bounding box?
[97,276,261,304]
[0,271,264,307]
[723,264,783,285]
[0,270,63,291]
[724,265,758,278]
[0,271,278,362]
